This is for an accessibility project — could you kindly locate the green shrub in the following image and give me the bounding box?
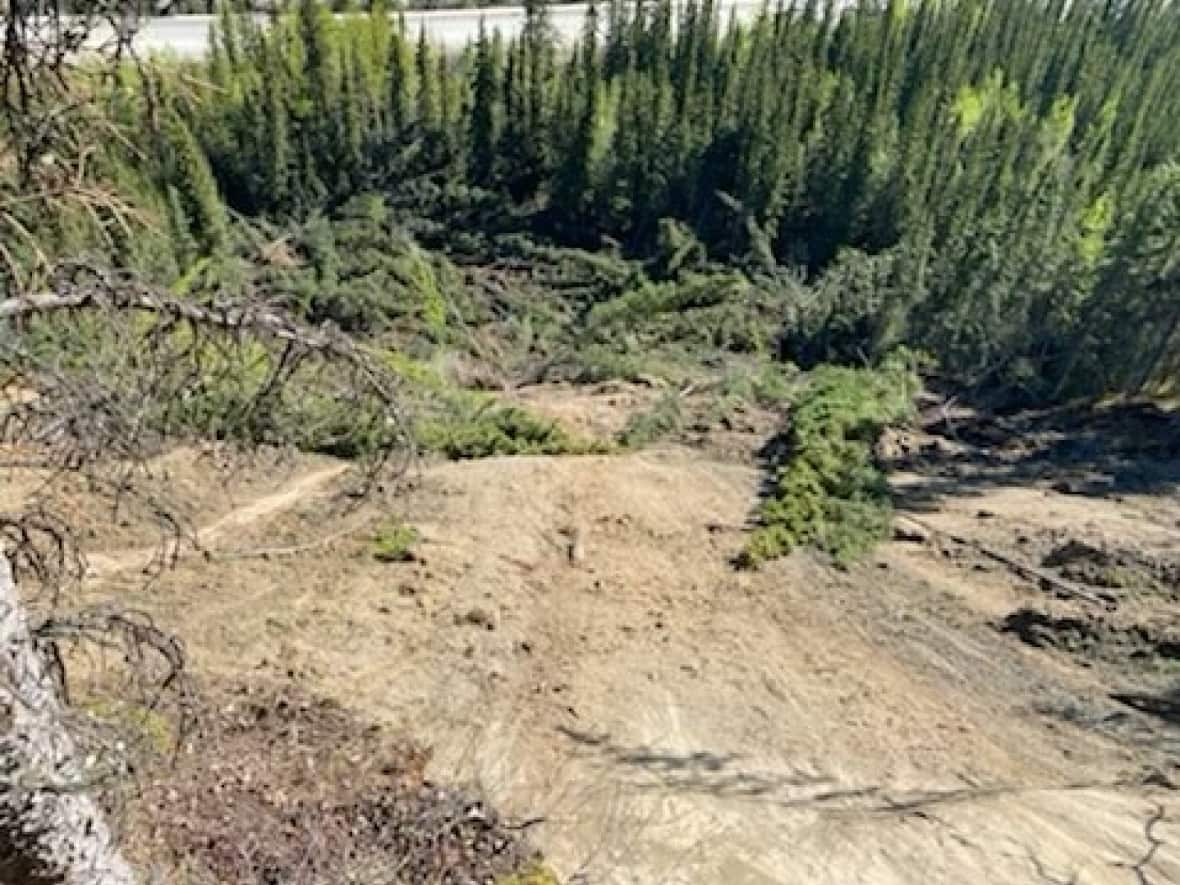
[586,272,746,332]
[250,199,466,339]
[496,861,560,885]
[749,362,799,407]
[380,351,608,459]
[741,354,919,567]
[83,698,176,754]
[372,520,419,562]
[562,343,668,384]
[619,391,683,448]
[718,362,799,409]
[417,402,605,459]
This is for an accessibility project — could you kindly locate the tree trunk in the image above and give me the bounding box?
[0,557,137,885]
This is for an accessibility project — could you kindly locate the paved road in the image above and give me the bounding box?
[119,1,769,56]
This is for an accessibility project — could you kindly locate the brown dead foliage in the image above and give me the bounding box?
[130,682,542,885]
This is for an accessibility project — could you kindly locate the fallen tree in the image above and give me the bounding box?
[0,556,137,885]
[0,264,417,882]
[0,2,423,880]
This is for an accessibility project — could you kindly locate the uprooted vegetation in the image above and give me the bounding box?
[5,0,1180,882]
[741,355,921,567]
[124,682,546,885]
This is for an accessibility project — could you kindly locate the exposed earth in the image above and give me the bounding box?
[6,384,1179,884]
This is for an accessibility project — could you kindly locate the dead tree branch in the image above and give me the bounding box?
[895,514,1117,607]
[1,262,415,498]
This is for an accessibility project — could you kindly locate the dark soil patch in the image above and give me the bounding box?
[129,682,542,885]
[1110,689,1180,726]
[1041,539,1180,598]
[948,400,1180,464]
[998,608,1180,670]
[898,398,1180,498]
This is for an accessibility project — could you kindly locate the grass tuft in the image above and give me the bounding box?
[372,520,419,563]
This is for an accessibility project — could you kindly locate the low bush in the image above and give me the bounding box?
[586,272,747,333]
[418,402,604,460]
[380,352,606,459]
[372,520,419,563]
[496,861,561,885]
[741,353,920,567]
[618,391,684,448]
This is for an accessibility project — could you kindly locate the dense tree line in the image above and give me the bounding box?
[156,0,1180,402]
[52,0,528,13]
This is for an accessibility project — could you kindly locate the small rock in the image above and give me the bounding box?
[456,607,496,630]
[565,528,584,565]
[975,509,996,519]
[893,524,928,544]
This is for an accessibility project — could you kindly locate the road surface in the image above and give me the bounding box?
[119,1,769,56]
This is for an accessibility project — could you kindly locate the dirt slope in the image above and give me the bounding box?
[53,410,1177,884]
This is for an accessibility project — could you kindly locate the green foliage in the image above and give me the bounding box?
[371,520,419,562]
[27,0,1180,413]
[496,861,560,885]
[577,269,778,372]
[468,23,504,187]
[742,354,920,568]
[561,344,666,385]
[718,362,800,409]
[618,390,682,448]
[417,401,603,459]
[161,114,229,255]
[377,351,608,459]
[587,272,745,331]
[83,699,176,755]
[249,195,465,337]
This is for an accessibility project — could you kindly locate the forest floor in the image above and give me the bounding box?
[6,382,1180,884]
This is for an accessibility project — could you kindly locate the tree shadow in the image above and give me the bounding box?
[554,725,888,808]
[889,400,1180,513]
[1110,686,1180,727]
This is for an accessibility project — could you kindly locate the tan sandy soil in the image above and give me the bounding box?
[6,386,1178,885]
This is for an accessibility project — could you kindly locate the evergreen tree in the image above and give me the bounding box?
[388,17,415,137]
[163,114,228,256]
[468,22,504,187]
[415,27,440,131]
[260,34,292,208]
[552,0,603,228]
[184,0,1180,401]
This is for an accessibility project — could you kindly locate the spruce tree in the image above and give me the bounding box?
[468,22,504,187]
[388,16,415,138]
[163,114,229,256]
